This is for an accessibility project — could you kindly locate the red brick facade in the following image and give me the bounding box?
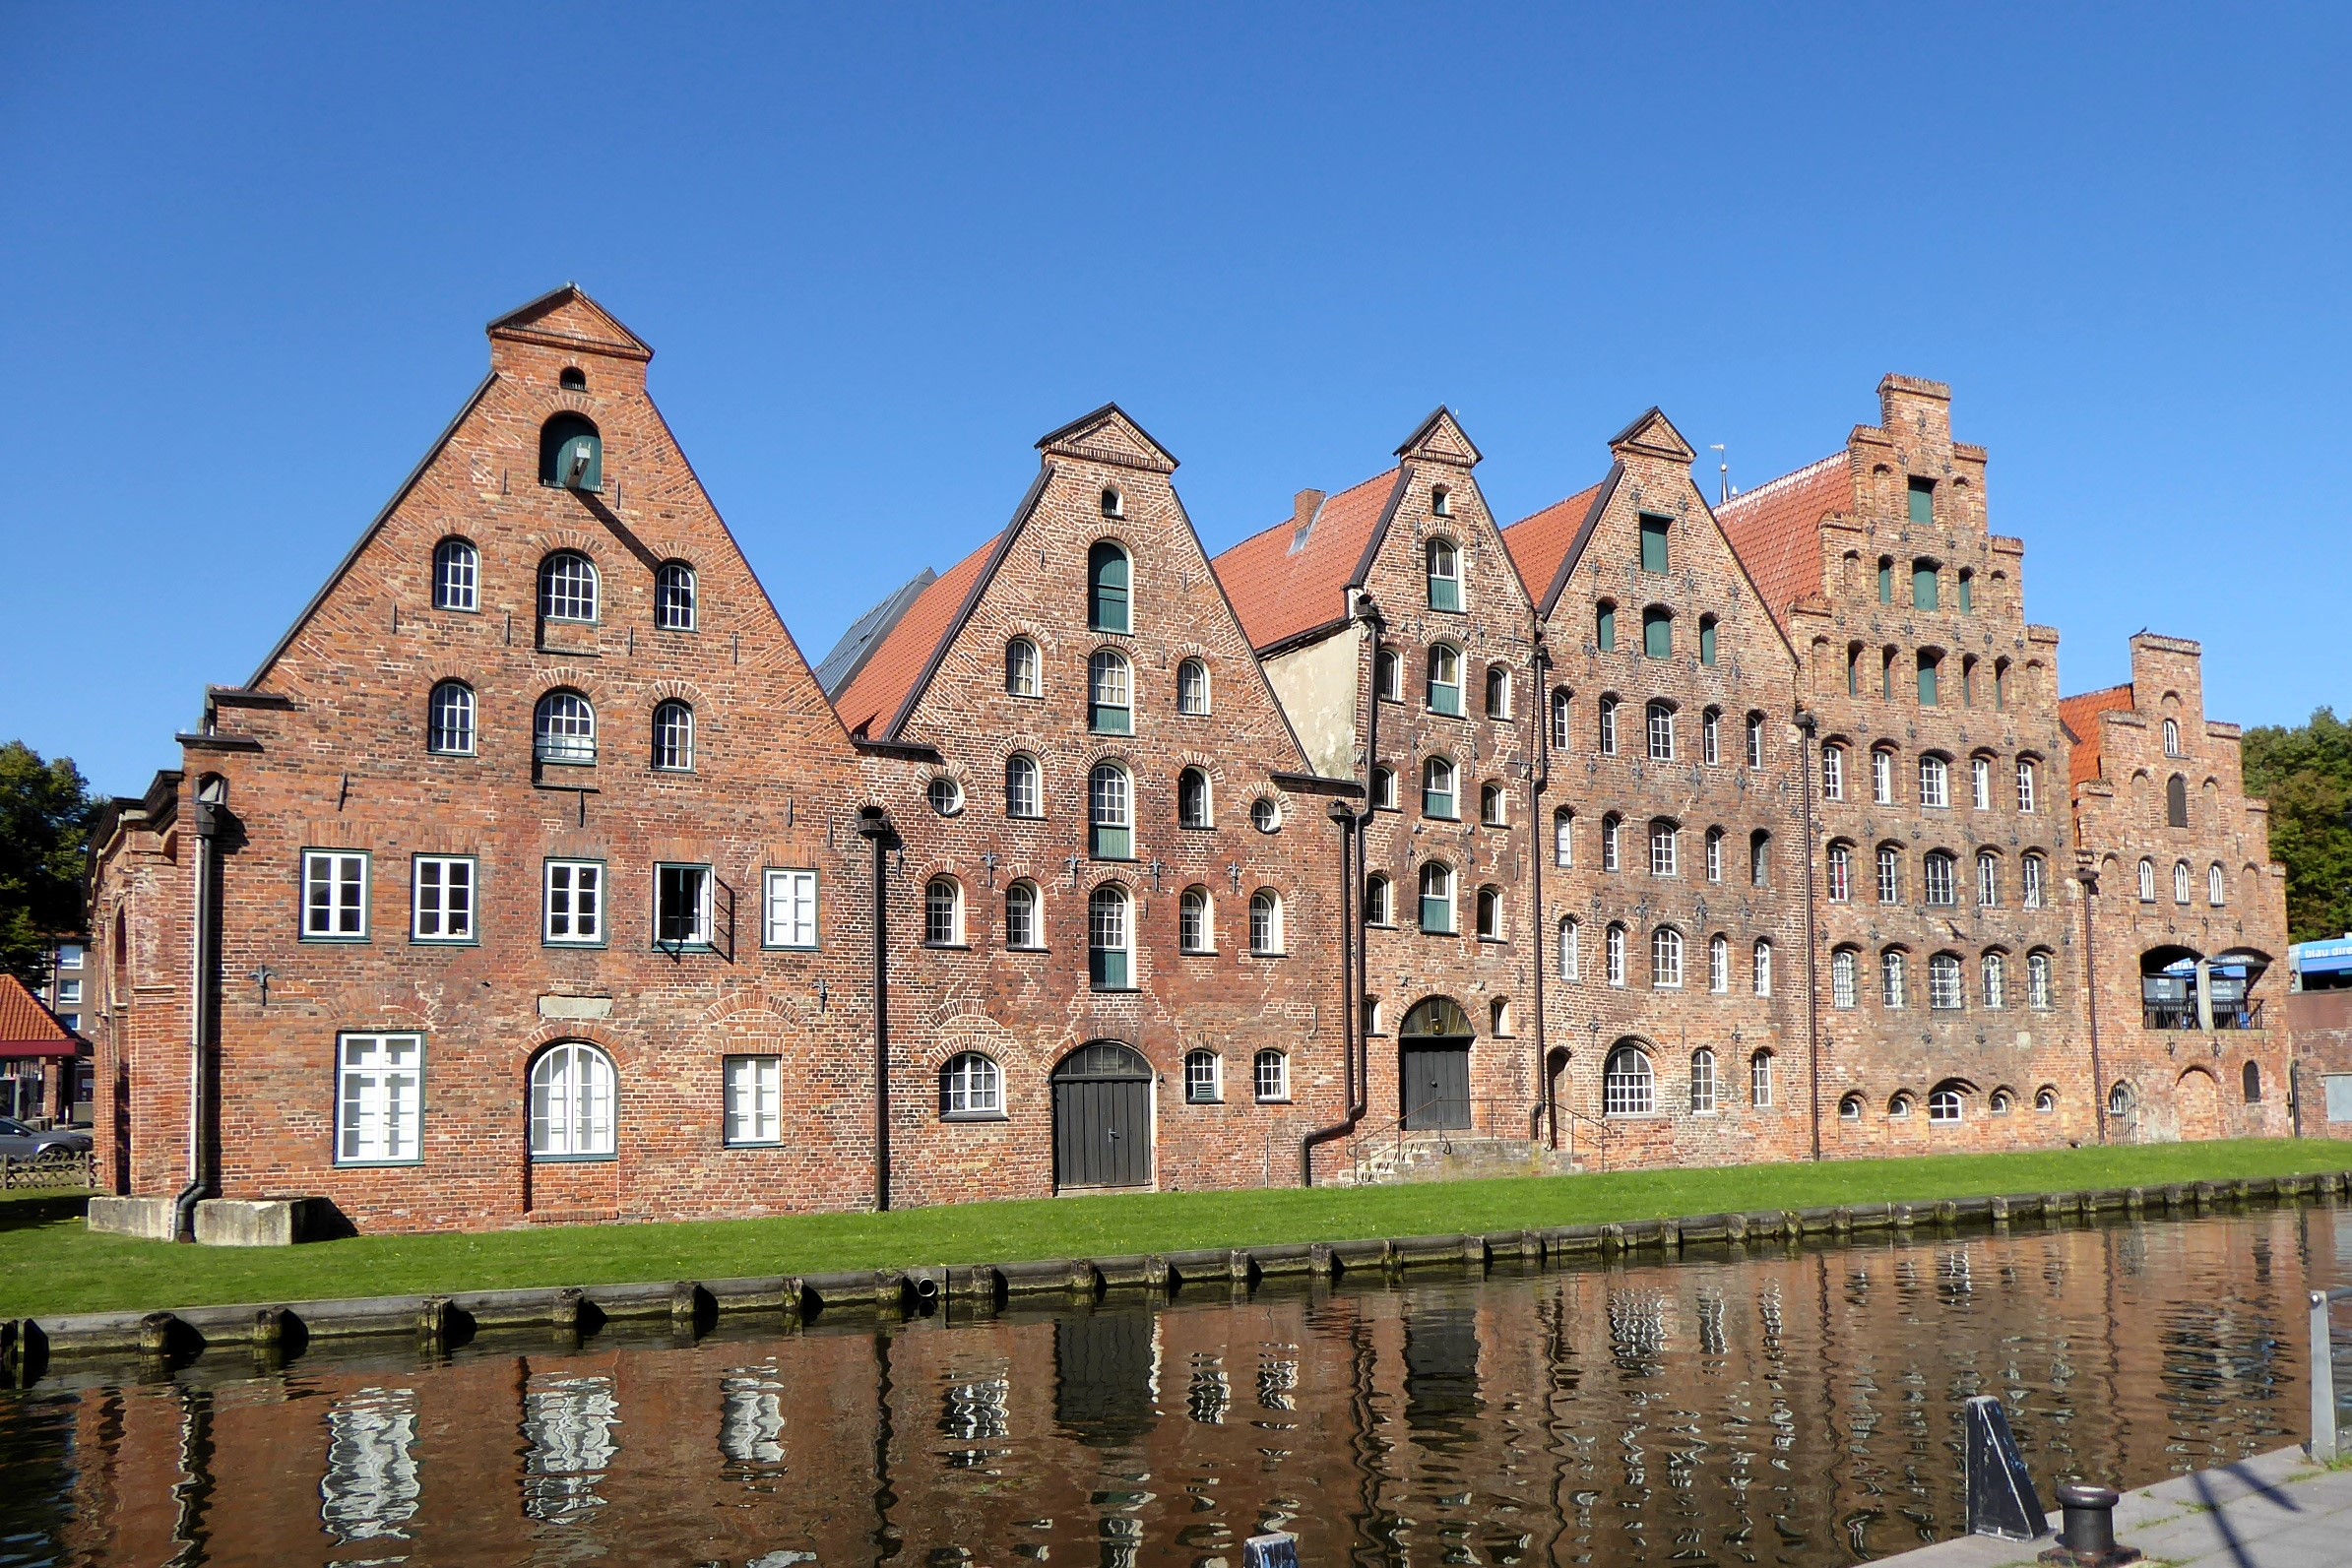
[82,296,2300,1236]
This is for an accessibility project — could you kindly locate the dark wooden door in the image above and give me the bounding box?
[1052,1042,1152,1188]
[1401,1044,1471,1130]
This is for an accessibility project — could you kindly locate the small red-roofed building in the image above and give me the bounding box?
[0,972,84,1125]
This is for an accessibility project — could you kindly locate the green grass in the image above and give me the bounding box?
[2,1140,2344,1319]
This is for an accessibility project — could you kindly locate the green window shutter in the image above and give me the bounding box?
[1957,575,1973,613]
[1091,946,1128,988]
[1091,824,1132,860]
[1091,701,1131,736]
[1876,562,1892,603]
[1639,516,1671,574]
[1908,477,1935,525]
[1430,684,1460,718]
[1913,566,1939,611]
[1430,575,1461,613]
[1643,609,1672,659]
[1596,605,1616,652]
[1422,893,1451,932]
[1699,620,1717,666]
[1847,655,1860,696]
[1918,661,1939,706]
[1089,543,1131,633]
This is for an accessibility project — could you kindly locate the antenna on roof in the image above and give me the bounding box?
[1709,444,1733,504]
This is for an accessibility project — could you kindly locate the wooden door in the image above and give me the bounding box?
[1401,1044,1472,1131]
[1052,1042,1152,1188]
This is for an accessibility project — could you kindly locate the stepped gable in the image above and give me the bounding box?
[1714,452,1850,633]
[829,534,1004,740]
[1213,470,1402,652]
[2059,682,2136,791]
[1501,479,1612,614]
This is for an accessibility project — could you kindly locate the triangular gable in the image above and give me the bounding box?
[1035,403,1177,473]
[1609,406,1696,464]
[1393,406,1484,467]
[487,283,654,361]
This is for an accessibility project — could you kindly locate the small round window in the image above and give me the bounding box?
[926,776,964,817]
[1250,797,1281,834]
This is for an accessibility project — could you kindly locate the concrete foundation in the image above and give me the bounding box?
[191,1197,334,1246]
[85,1195,179,1242]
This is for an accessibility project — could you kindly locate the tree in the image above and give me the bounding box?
[0,742,96,986]
[2243,708,2352,945]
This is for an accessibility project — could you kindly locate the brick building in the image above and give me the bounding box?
[81,293,2298,1236]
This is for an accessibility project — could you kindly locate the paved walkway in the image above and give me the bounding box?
[1884,1445,2352,1567]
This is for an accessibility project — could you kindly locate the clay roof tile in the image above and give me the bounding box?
[1715,454,1850,634]
[1212,470,1401,652]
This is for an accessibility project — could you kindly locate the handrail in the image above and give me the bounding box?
[2309,1287,2352,1461]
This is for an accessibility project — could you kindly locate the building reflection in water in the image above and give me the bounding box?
[26,1203,2352,1567]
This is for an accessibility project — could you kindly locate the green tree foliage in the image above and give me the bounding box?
[2243,708,2352,944]
[0,742,96,986]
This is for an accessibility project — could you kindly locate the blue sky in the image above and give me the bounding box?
[4,4,2345,797]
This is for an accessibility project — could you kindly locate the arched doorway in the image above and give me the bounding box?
[1399,997,1474,1131]
[2176,1067,2221,1142]
[1051,1041,1153,1189]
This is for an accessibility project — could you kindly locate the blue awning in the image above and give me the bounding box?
[2297,939,2352,975]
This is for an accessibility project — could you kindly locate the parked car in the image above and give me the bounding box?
[0,1118,92,1160]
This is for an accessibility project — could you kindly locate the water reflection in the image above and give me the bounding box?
[3,1203,2346,1566]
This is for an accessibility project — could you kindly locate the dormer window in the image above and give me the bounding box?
[540,414,603,491]
[1100,486,1123,519]
[559,367,587,392]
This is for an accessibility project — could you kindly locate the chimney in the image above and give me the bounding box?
[1288,489,1325,554]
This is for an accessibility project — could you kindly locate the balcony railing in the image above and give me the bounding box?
[2142,999,2265,1032]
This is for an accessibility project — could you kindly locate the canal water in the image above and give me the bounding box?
[1,1202,2343,1567]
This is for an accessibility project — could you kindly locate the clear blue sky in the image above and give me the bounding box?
[5,5,2345,798]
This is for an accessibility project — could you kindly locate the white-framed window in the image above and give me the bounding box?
[1558,916,1580,981]
[1872,747,1894,804]
[1426,535,1462,612]
[1708,933,1729,993]
[1826,842,1852,903]
[1005,637,1041,698]
[1000,752,1042,819]
[656,561,697,631]
[1249,890,1284,955]
[940,1052,1003,1118]
[1376,646,1403,702]
[544,860,604,945]
[1604,1046,1652,1116]
[724,1055,782,1146]
[1978,851,2000,907]
[1422,756,1458,819]
[1598,696,1619,755]
[302,850,369,941]
[2210,862,2227,906]
[1840,1094,1865,1122]
[427,681,476,755]
[1254,1049,1290,1102]
[1419,862,1455,934]
[1821,743,1845,800]
[2022,852,2047,909]
[1091,764,1136,858]
[2138,857,2157,902]
[1924,850,1956,906]
[762,869,818,949]
[1179,884,1214,951]
[1177,658,1211,715]
[1753,939,1772,997]
[1485,663,1512,719]
[2028,950,2054,1010]
[1427,643,1463,715]
[56,979,81,1005]
[1363,874,1391,927]
[1972,756,1993,810]
[1371,765,1398,810]
[412,855,476,942]
[1646,701,1676,762]
[539,551,599,622]
[652,701,694,771]
[2174,860,2193,904]
[1929,1086,1963,1125]
[530,1041,616,1160]
[55,944,82,971]
[924,878,964,946]
[1185,1049,1223,1103]
[1919,755,1948,808]
[1649,819,1679,877]
[1606,922,1627,987]
[655,864,714,949]
[2016,758,2038,813]
[1601,813,1622,872]
[1749,830,1771,887]
[1690,1048,1717,1114]
[1006,880,1043,949]
[1746,713,1765,769]
[432,537,478,611]
[337,1032,422,1164]
[1983,950,2007,1009]
[926,775,963,817]
[1651,925,1684,988]
[535,690,597,765]
[1930,953,1965,1010]
[1882,949,1908,1009]
[1089,884,1133,988]
[1475,884,1503,940]
[1876,845,1901,904]
[1702,708,1721,766]
[1550,687,1572,751]
[1831,948,1857,1009]
[1480,781,1507,827]
[1554,808,1574,868]
[1750,1050,1774,1107]
[2164,717,2182,756]
[1704,826,1723,883]
[1089,648,1133,735]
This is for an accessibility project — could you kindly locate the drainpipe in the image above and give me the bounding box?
[174,778,227,1242]
[1530,638,1555,1149]
[1797,712,1823,1162]
[858,806,900,1212]
[2082,867,2109,1144]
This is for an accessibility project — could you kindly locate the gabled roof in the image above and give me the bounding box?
[1499,477,1613,617]
[2059,683,2136,792]
[815,569,938,699]
[828,533,1009,740]
[0,973,79,1058]
[1036,403,1177,473]
[1213,470,1403,653]
[487,283,654,361]
[1609,406,1696,463]
[1394,406,1484,466]
[1715,453,1850,633]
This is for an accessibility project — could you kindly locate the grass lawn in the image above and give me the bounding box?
[3,1139,2347,1319]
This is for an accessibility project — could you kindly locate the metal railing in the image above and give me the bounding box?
[1345,1095,1512,1183]
[2141,999,2266,1032]
[2311,1287,2352,1462]
[0,1150,95,1191]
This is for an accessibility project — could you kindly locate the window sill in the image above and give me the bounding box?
[1420,929,1458,939]
[655,944,718,956]
[425,749,477,760]
[760,942,820,953]
[1178,947,1216,957]
[724,1139,785,1150]
[1245,951,1288,960]
[1186,1097,1224,1107]
[299,934,370,945]
[1090,984,1141,994]
[1256,1098,1293,1106]
[411,936,480,948]
[924,942,971,952]
[1006,943,1049,955]
[941,1112,1009,1124]
[531,1154,618,1164]
[543,938,609,950]
[334,1158,424,1169]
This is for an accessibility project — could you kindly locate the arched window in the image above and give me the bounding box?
[1475,885,1502,939]
[2028,950,2054,1011]
[1005,637,1041,698]
[1749,831,1771,888]
[1597,695,1620,755]
[655,561,697,631]
[1872,746,1896,804]
[1371,766,1397,810]
[1089,885,1132,988]
[2035,1086,2057,1113]
[1917,650,1941,707]
[1839,1094,1864,1122]
[1699,614,1719,667]
[940,1052,1004,1118]
[2164,718,2182,756]
[1990,1088,2012,1114]
[1491,997,1513,1036]
[1750,1050,1775,1107]
[1601,812,1622,872]
[1418,862,1456,934]
[1088,541,1132,633]
[1595,599,1618,653]
[1249,890,1284,955]
[1826,841,1853,903]
[1553,807,1574,868]
[1928,1084,1964,1125]
[1179,885,1213,952]
[539,551,599,622]
[1430,483,1452,517]
[1888,1092,1914,1120]
[1651,925,1684,988]
[432,537,478,611]
[1557,916,1580,981]
[1004,880,1041,949]
[1968,755,1993,810]
[1185,1049,1223,1102]
[530,1041,616,1158]
[1958,568,1975,613]
[1642,605,1673,659]
[1753,939,1774,997]
[1176,658,1210,715]
[1422,756,1458,819]
[1831,947,1858,1010]
[1604,1045,1654,1116]
[2166,774,2190,829]
[2243,1061,2263,1103]
[2174,860,2192,904]
[1646,700,1676,761]
[1924,849,1956,906]
[1254,1049,1291,1102]
[1364,873,1392,927]
[1088,649,1132,735]
[1876,844,1902,904]
[1929,952,1964,1010]
[1550,687,1572,751]
[1484,662,1511,718]
[2209,862,2227,906]
[535,689,596,765]
[1977,850,2000,907]
[1881,948,1908,1009]
[1089,764,1132,859]
[1746,712,1766,769]
[1649,818,1680,877]
[1005,753,1042,818]
[1427,644,1463,716]
[1821,743,1846,800]
[2108,1081,2133,1117]
[2022,852,2048,909]
[1983,950,2007,1009]
[1919,754,1949,808]
[1708,932,1730,992]
[1704,825,1724,883]
[559,365,587,391]
[923,878,964,946]
[2016,757,2038,813]
[539,414,602,490]
[1099,485,1122,519]
[1251,797,1281,834]
[2137,858,2157,902]
[1605,922,1627,987]
[1176,767,1211,829]
[1480,781,1507,827]
[1426,536,1462,611]
[427,680,476,755]
[651,700,694,771]
[1690,1048,1718,1113]
[1375,646,1402,701]
[1701,707,1721,766]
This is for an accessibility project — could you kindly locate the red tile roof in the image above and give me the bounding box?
[0,973,78,1058]
[1213,470,1401,652]
[829,533,1002,740]
[2059,684,2135,792]
[1500,479,1609,613]
[1714,454,1849,632]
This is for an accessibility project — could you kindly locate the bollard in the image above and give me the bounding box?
[2314,1291,2340,1464]
[138,1312,176,1360]
[1965,1395,2049,1541]
[2036,1481,2139,1566]
[1241,1532,1301,1568]
[418,1295,452,1345]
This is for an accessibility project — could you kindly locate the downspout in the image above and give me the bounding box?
[1530,639,1554,1148]
[858,806,900,1212]
[2082,867,2109,1144]
[1300,598,1383,1185]
[174,779,226,1242]
[1797,712,1823,1162]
